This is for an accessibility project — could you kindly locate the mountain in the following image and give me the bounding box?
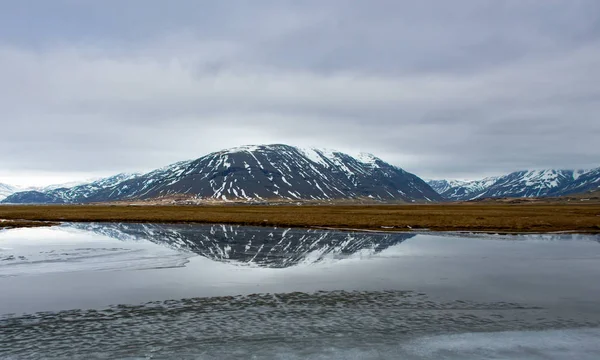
[3,144,441,204]
[0,179,111,202]
[429,168,600,201]
[2,173,140,204]
[558,168,600,195]
[36,180,97,192]
[426,177,499,201]
[0,183,20,202]
[426,179,466,194]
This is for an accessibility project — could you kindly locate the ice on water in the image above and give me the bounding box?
[0,226,191,277]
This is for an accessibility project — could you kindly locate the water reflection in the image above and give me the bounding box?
[67,223,416,268]
[2,224,600,359]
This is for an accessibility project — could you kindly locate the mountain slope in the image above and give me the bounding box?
[426,179,467,195]
[559,168,600,195]
[429,168,600,201]
[478,170,579,198]
[426,177,500,200]
[2,173,140,204]
[0,180,102,202]
[3,145,441,204]
[0,183,20,202]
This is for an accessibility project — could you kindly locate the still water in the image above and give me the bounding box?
[1,223,600,359]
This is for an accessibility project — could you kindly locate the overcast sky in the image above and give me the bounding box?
[1,0,599,186]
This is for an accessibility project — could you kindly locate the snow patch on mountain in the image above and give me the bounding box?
[355,153,382,167]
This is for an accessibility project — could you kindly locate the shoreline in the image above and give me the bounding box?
[3,222,599,235]
[0,219,59,230]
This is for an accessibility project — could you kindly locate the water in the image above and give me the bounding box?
[1,224,600,359]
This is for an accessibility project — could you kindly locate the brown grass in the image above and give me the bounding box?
[0,219,59,230]
[1,203,600,233]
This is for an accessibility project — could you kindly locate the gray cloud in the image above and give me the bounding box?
[0,0,599,185]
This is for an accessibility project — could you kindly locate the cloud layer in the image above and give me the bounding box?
[1,0,599,185]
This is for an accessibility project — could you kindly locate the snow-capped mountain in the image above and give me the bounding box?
[426,179,468,195]
[3,144,441,204]
[427,177,499,201]
[558,168,600,195]
[36,180,98,192]
[0,183,20,201]
[478,170,581,199]
[3,173,140,204]
[68,223,416,268]
[1,180,106,202]
[429,168,600,201]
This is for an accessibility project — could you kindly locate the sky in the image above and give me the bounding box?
[1,0,599,187]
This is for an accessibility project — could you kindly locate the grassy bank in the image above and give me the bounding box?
[1,203,599,233]
[0,219,59,230]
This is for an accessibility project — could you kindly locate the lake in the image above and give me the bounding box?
[1,223,600,359]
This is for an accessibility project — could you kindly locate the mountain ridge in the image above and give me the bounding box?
[0,179,104,201]
[7,146,598,204]
[428,168,600,201]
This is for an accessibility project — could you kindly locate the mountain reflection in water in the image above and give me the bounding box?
[67,223,415,268]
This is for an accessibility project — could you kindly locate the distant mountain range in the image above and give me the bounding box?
[0,183,20,202]
[428,168,600,201]
[0,180,98,201]
[2,144,441,204]
[3,145,598,204]
[2,173,141,204]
